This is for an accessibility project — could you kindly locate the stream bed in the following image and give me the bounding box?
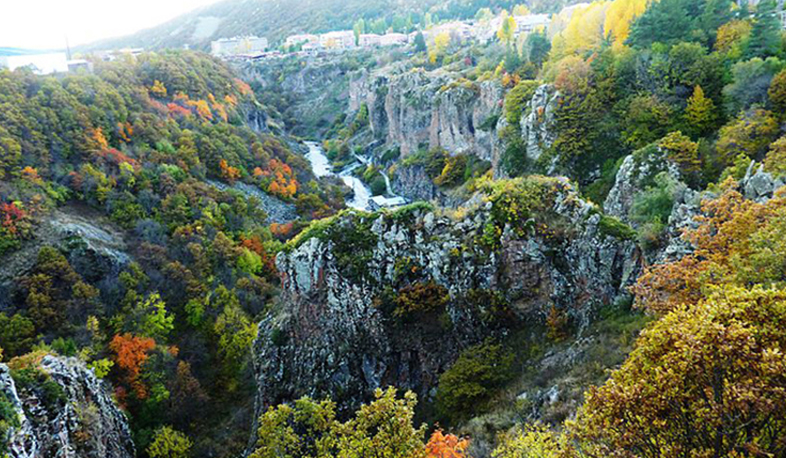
[305,141,372,210]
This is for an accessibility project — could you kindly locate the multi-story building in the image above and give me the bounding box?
[319,31,356,50]
[210,36,269,57]
[515,14,550,34]
[379,33,408,47]
[359,34,382,47]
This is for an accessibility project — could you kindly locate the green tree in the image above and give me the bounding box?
[128,293,174,341]
[723,57,785,114]
[769,67,786,114]
[0,313,36,357]
[213,287,257,387]
[413,31,427,53]
[745,0,782,59]
[353,19,366,45]
[250,397,338,458]
[336,388,426,458]
[147,426,193,458]
[524,30,551,67]
[250,388,426,458]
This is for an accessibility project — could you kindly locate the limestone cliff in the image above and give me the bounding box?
[1,356,134,458]
[251,177,640,427]
[350,68,503,161]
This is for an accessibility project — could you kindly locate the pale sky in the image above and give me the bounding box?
[0,0,222,50]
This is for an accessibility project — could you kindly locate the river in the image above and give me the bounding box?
[305,141,372,210]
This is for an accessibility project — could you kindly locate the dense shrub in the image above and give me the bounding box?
[436,340,515,423]
[394,281,450,319]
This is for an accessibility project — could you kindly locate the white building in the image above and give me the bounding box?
[285,34,319,48]
[360,33,408,48]
[301,41,324,52]
[359,34,382,47]
[379,33,408,47]
[369,196,408,211]
[319,31,356,50]
[424,21,474,44]
[210,36,269,57]
[0,52,68,75]
[514,14,550,34]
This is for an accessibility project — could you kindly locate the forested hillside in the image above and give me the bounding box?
[0,50,344,457]
[4,0,786,457]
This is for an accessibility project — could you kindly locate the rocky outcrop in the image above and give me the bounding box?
[350,68,503,162]
[252,177,640,424]
[742,161,786,202]
[519,84,559,164]
[1,356,134,458]
[604,147,684,222]
[390,164,442,203]
[604,150,786,263]
[349,69,390,139]
[0,208,130,301]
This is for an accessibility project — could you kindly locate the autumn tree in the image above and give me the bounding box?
[715,108,779,165]
[110,333,156,399]
[497,13,517,46]
[603,0,648,48]
[632,181,786,313]
[715,19,752,58]
[147,426,193,458]
[250,387,427,458]
[764,136,786,176]
[572,285,786,458]
[769,68,786,115]
[658,131,700,174]
[426,430,470,458]
[150,80,168,99]
[429,32,451,64]
[684,85,717,137]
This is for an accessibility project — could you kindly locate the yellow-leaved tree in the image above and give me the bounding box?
[551,2,610,58]
[603,0,649,49]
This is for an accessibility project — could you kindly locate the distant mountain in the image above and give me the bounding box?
[79,0,578,52]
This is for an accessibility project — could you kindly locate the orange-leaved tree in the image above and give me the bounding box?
[426,430,470,458]
[633,178,786,314]
[110,333,156,399]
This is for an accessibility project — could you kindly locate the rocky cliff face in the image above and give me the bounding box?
[1,355,134,458]
[604,148,786,263]
[350,68,503,161]
[242,58,351,136]
[252,177,640,425]
[519,84,559,165]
